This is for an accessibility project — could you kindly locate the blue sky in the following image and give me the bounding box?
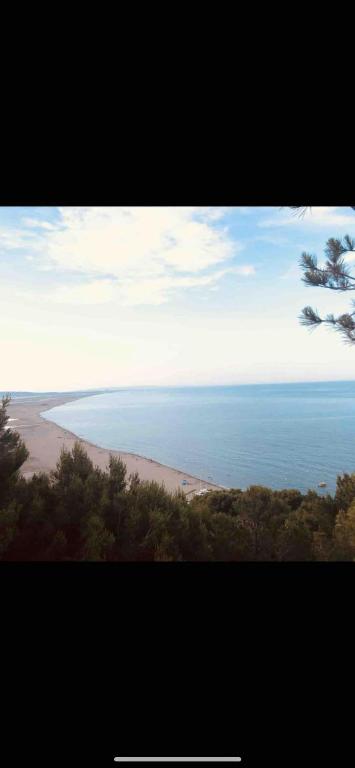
[1,206,355,390]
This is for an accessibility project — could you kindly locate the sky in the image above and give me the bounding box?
[1,205,355,391]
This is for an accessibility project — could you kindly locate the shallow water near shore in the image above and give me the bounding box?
[40,381,355,494]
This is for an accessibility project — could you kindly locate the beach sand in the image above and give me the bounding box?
[8,395,222,496]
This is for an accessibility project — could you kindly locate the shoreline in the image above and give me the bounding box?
[8,393,223,496]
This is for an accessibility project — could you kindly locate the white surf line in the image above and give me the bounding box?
[114,757,242,763]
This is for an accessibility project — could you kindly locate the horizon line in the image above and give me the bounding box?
[3,378,355,394]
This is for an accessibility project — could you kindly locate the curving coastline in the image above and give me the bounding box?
[8,394,222,496]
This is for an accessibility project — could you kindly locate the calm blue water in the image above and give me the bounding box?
[42,382,355,494]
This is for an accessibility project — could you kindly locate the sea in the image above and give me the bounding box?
[17,380,354,495]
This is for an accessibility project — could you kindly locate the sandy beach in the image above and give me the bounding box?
[7,394,222,496]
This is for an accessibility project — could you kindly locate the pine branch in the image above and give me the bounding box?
[300,237,355,291]
[289,206,310,217]
[299,306,322,327]
[344,234,355,250]
[290,206,355,214]
[295,209,355,346]
[300,307,355,344]
[334,315,355,345]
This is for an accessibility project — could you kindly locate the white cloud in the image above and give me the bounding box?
[1,207,253,306]
[38,264,255,307]
[259,207,355,230]
[0,226,39,250]
[50,279,117,305]
[118,267,254,306]
[44,207,239,275]
[22,218,58,231]
[232,265,255,276]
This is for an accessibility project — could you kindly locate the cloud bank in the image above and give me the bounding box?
[3,207,255,306]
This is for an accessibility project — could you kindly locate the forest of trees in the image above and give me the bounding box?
[2,396,355,561]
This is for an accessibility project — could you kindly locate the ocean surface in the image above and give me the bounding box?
[38,381,355,494]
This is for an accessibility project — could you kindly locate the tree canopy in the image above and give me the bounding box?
[0,396,28,506]
[1,398,355,561]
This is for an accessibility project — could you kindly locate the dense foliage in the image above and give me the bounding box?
[0,396,28,507]
[2,397,355,560]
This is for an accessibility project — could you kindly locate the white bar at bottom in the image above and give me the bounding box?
[115,757,242,763]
